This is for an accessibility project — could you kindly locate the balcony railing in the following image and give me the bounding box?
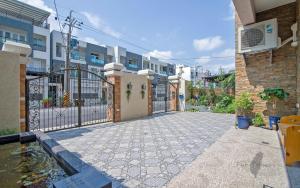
[71,51,85,62]
[32,44,46,52]
[128,64,138,69]
[27,65,47,73]
[160,71,167,75]
[0,37,27,45]
[90,56,105,65]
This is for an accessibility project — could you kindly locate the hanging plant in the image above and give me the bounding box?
[141,84,146,99]
[258,87,289,115]
[126,82,133,101]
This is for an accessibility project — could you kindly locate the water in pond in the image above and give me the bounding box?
[0,141,67,188]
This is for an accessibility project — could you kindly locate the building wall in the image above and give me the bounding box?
[235,3,298,119]
[86,43,107,67]
[0,51,27,132]
[126,51,143,71]
[33,25,50,71]
[0,15,33,53]
[120,73,148,121]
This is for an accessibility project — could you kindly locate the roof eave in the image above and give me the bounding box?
[232,0,256,25]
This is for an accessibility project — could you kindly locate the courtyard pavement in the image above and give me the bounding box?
[48,112,235,187]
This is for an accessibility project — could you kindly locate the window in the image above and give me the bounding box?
[107,55,113,63]
[0,30,3,37]
[33,35,46,51]
[19,35,25,42]
[5,32,10,39]
[128,58,138,69]
[151,64,154,70]
[56,43,62,57]
[90,53,104,64]
[12,33,18,41]
[155,65,158,73]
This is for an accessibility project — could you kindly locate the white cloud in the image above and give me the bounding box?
[215,48,235,57]
[81,12,121,38]
[193,36,224,51]
[82,37,99,45]
[144,50,173,60]
[195,48,235,73]
[19,0,62,32]
[224,1,235,21]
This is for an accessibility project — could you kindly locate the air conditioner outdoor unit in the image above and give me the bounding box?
[238,18,278,53]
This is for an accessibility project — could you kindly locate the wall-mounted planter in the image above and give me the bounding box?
[141,84,146,99]
[126,82,133,101]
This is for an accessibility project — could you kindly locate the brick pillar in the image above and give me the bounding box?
[104,63,124,122]
[20,64,26,132]
[106,75,121,122]
[147,79,153,116]
[297,0,300,115]
[169,82,179,111]
[168,75,180,111]
[137,69,155,116]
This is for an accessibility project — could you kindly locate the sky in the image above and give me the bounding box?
[20,0,235,74]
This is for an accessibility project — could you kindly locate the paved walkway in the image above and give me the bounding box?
[167,126,291,188]
[48,112,295,188]
[49,112,234,187]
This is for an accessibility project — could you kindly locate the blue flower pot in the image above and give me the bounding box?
[237,116,250,129]
[269,116,280,130]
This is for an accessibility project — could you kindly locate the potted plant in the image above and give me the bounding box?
[235,92,254,129]
[252,113,264,127]
[258,88,289,129]
[42,98,52,108]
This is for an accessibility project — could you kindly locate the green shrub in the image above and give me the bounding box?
[206,89,217,106]
[212,93,235,114]
[0,128,18,136]
[252,113,264,127]
[198,95,208,106]
[235,92,254,116]
[187,98,197,106]
[212,99,235,114]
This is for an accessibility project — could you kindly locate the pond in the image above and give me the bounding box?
[0,141,67,188]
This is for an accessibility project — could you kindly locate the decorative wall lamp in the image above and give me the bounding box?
[141,84,146,99]
[126,82,133,101]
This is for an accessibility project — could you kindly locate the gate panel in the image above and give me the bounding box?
[26,68,114,132]
[152,78,175,113]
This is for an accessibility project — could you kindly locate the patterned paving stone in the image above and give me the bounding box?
[49,112,234,187]
[144,176,168,187]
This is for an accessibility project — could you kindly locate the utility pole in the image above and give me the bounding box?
[62,10,82,106]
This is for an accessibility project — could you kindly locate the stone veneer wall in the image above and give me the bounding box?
[147,79,153,115]
[235,3,298,121]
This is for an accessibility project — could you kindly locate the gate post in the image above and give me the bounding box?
[168,75,180,111]
[77,65,82,126]
[104,63,123,122]
[138,69,155,116]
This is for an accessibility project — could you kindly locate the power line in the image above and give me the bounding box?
[160,56,235,61]
[52,2,234,66]
[50,3,188,64]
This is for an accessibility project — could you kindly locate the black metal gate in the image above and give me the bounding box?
[152,78,176,113]
[25,67,114,132]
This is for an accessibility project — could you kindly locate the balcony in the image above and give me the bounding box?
[90,55,105,65]
[32,43,46,52]
[27,65,47,73]
[0,37,27,45]
[33,38,46,52]
[160,71,167,75]
[71,51,86,64]
[128,64,138,69]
